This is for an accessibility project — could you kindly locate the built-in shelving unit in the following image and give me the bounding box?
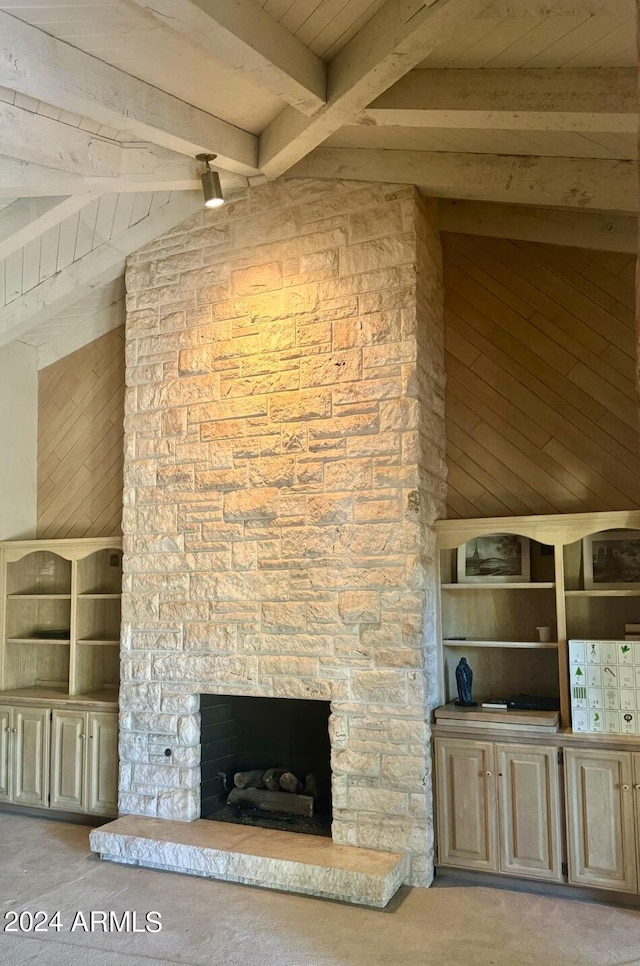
[0,538,122,702]
[436,510,640,729]
[434,511,640,899]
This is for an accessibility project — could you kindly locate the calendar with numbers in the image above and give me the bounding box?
[569,640,640,735]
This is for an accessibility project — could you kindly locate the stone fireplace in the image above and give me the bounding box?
[90,178,447,905]
[200,693,332,835]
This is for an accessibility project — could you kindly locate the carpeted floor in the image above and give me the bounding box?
[0,813,638,966]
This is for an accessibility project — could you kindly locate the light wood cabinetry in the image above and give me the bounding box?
[51,709,118,816]
[0,538,121,819]
[435,736,562,881]
[435,511,640,898]
[496,743,562,880]
[50,710,86,811]
[435,737,497,871]
[565,749,637,893]
[0,705,50,808]
[86,712,118,815]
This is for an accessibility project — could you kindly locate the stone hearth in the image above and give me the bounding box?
[91,178,446,901]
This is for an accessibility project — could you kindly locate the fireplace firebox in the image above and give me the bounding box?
[200,695,332,837]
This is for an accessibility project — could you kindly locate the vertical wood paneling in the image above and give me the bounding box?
[443,234,639,517]
[37,327,124,538]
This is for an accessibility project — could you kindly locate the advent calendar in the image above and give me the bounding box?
[569,639,640,735]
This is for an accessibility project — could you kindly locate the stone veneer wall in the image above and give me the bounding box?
[120,179,446,886]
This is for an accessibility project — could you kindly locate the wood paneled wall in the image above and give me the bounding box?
[37,326,124,538]
[442,234,639,518]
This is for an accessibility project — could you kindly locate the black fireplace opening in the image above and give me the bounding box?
[200,694,332,837]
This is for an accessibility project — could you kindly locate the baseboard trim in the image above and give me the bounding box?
[0,801,109,827]
[433,865,640,909]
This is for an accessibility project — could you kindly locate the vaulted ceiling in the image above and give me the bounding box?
[0,0,636,365]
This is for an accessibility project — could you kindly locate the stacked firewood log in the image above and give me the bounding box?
[227,768,319,817]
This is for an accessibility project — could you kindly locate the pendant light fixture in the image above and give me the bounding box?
[196,153,224,208]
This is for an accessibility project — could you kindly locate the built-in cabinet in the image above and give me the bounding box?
[0,538,121,819]
[51,710,118,815]
[565,748,638,893]
[0,705,50,808]
[434,510,640,900]
[435,736,562,881]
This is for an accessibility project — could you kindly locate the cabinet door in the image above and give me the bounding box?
[565,749,637,892]
[496,744,563,881]
[0,706,10,801]
[87,712,118,816]
[435,737,497,870]
[12,707,50,808]
[50,711,86,812]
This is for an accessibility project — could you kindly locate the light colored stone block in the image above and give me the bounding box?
[90,816,408,907]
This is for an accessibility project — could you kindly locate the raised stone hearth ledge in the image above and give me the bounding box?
[90,816,408,907]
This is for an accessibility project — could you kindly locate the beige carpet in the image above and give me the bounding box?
[0,813,638,966]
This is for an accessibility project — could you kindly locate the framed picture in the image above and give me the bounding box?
[457,534,530,583]
[583,531,640,590]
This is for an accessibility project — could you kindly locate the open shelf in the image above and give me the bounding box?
[77,639,119,646]
[442,582,555,591]
[78,593,121,600]
[0,538,122,696]
[443,639,558,649]
[8,594,71,600]
[6,637,70,644]
[565,589,640,597]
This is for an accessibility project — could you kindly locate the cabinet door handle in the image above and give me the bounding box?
[622,784,630,791]
[4,727,9,733]
[635,785,640,791]
[11,728,16,734]
[485,771,492,777]
[79,734,86,740]
[498,772,503,777]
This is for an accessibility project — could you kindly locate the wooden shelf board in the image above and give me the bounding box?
[442,639,558,649]
[77,639,119,646]
[435,702,559,727]
[8,594,71,599]
[6,637,70,645]
[78,593,121,600]
[441,582,555,590]
[0,685,118,709]
[565,589,640,597]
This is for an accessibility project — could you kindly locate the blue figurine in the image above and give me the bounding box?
[455,657,476,707]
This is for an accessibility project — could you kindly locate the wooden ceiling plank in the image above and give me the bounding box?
[125,0,326,115]
[0,195,96,261]
[0,11,259,176]
[289,148,637,212]
[0,192,202,347]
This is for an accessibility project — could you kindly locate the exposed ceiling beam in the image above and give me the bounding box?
[0,12,258,177]
[0,194,98,261]
[363,68,637,133]
[0,159,86,198]
[0,193,202,347]
[0,102,123,177]
[126,0,326,115]
[258,0,636,179]
[0,196,71,244]
[438,200,638,253]
[289,149,637,212]
[0,129,236,196]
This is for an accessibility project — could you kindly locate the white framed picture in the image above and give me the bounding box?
[583,531,640,590]
[457,534,530,583]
